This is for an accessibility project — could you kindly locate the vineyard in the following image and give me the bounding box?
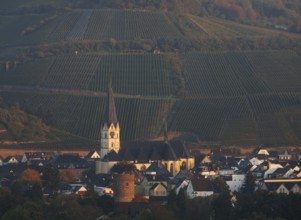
[1,53,178,96]
[0,50,301,145]
[41,54,101,90]
[0,14,58,47]
[84,10,182,40]
[2,9,301,49]
[46,12,83,42]
[187,16,301,39]
[89,53,178,96]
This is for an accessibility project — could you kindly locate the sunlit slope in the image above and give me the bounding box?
[1,51,301,145]
[187,15,301,39]
[2,9,301,48]
[0,9,183,47]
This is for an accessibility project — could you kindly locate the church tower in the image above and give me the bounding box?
[100,81,120,159]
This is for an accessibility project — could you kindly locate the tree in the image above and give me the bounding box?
[176,188,187,218]
[42,164,60,195]
[167,189,177,210]
[2,201,45,220]
[21,168,41,183]
[49,195,84,220]
[241,171,255,193]
[97,195,115,214]
[24,183,43,201]
[212,193,234,220]
[0,188,15,219]
[212,177,233,220]
[136,205,178,220]
[60,170,76,183]
[110,162,136,174]
[212,176,230,194]
[185,197,213,220]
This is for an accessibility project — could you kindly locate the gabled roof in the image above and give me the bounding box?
[3,156,19,163]
[144,174,168,182]
[170,141,191,158]
[0,164,27,180]
[102,140,191,163]
[103,150,120,161]
[145,162,171,177]
[173,170,190,180]
[190,176,214,192]
[122,148,136,161]
[85,150,100,159]
[150,145,165,160]
[135,148,149,162]
[150,182,168,191]
[54,154,90,169]
[263,182,282,191]
[164,143,178,161]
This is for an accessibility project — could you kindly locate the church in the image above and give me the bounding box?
[95,82,195,176]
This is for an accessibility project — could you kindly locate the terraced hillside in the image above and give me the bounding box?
[1,50,301,145]
[3,9,300,49]
[187,16,301,40]
[0,9,183,47]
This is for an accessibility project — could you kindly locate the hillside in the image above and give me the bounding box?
[0,0,301,147]
[1,50,301,146]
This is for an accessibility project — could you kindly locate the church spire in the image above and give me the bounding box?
[104,80,118,125]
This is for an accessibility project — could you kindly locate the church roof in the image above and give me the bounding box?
[104,81,118,125]
[103,150,120,161]
[103,140,192,162]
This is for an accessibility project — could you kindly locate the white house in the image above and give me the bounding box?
[149,183,168,197]
[226,174,245,192]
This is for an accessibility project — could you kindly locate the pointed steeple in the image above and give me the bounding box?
[163,118,168,143]
[104,80,118,125]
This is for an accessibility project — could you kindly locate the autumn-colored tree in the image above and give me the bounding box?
[60,170,76,183]
[21,168,41,183]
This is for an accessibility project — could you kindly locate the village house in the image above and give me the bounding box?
[261,179,301,195]
[136,173,168,198]
[52,154,90,182]
[225,174,245,192]
[3,156,19,165]
[186,176,214,198]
